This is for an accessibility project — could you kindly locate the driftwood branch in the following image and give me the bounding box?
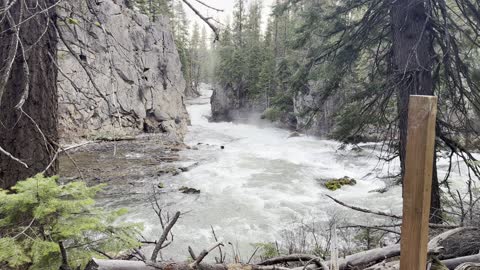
[150,211,181,262]
[444,254,480,270]
[211,225,225,263]
[189,242,224,268]
[188,246,197,260]
[259,254,329,270]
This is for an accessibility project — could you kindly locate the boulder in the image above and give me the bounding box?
[179,186,200,194]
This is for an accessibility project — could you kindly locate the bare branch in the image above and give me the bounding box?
[189,242,224,268]
[188,246,197,260]
[0,7,20,103]
[0,145,28,168]
[193,0,223,12]
[150,211,181,262]
[181,0,220,42]
[325,195,402,219]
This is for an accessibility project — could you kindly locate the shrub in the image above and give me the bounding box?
[0,174,141,269]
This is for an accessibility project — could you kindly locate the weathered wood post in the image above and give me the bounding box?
[400,95,438,270]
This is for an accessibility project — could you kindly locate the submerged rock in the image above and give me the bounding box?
[179,186,200,194]
[324,176,357,191]
[157,167,181,176]
[288,131,302,138]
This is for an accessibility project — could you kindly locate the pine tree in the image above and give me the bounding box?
[0,175,140,269]
[134,0,173,22]
[189,23,201,95]
[232,0,246,48]
[172,0,193,95]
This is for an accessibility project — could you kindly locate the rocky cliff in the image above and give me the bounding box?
[293,84,338,137]
[210,83,269,123]
[211,82,336,136]
[210,83,239,122]
[57,0,189,142]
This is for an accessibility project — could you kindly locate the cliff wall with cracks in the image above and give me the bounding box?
[57,0,189,142]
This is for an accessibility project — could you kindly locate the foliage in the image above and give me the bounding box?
[352,228,385,250]
[0,175,141,269]
[252,242,278,260]
[134,0,173,21]
[262,107,282,122]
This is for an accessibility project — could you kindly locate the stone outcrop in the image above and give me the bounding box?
[210,81,337,135]
[293,83,339,136]
[210,83,238,122]
[210,82,272,123]
[57,0,189,142]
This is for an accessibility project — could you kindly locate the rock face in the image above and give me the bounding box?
[211,81,337,136]
[293,85,339,136]
[210,83,272,123]
[57,0,189,142]
[210,83,238,121]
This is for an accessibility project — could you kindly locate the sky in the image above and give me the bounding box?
[184,0,275,37]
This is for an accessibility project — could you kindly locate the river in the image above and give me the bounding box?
[122,86,468,261]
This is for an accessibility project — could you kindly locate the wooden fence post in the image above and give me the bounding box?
[400,95,438,270]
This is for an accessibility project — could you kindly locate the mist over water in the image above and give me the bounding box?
[123,86,468,260]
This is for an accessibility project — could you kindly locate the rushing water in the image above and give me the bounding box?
[123,86,469,260]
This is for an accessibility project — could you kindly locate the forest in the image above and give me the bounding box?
[0,0,480,269]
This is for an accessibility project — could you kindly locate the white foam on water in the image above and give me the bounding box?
[122,85,473,260]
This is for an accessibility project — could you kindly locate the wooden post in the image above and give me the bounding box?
[400,95,438,270]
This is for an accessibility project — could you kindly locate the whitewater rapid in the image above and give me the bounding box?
[124,87,468,260]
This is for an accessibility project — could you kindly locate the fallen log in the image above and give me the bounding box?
[85,259,157,270]
[337,227,474,269]
[85,259,318,270]
[338,244,401,270]
[454,262,480,269]
[429,227,480,260]
[363,254,480,270]
[444,254,480,269]
[258,254,329,270]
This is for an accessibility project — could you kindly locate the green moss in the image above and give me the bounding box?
[324,176,357,191]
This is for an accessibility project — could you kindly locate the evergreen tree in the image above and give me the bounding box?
[189,22,201,95]
[172,0,194,95]
[0,175,140,269]
[135,0,173,22]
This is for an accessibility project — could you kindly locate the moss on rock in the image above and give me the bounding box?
[324,176,357,191]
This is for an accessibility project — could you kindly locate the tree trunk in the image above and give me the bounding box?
[0,0,58,189]
[391,0,442,223]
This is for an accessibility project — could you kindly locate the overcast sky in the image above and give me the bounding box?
[184,0,275,37]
